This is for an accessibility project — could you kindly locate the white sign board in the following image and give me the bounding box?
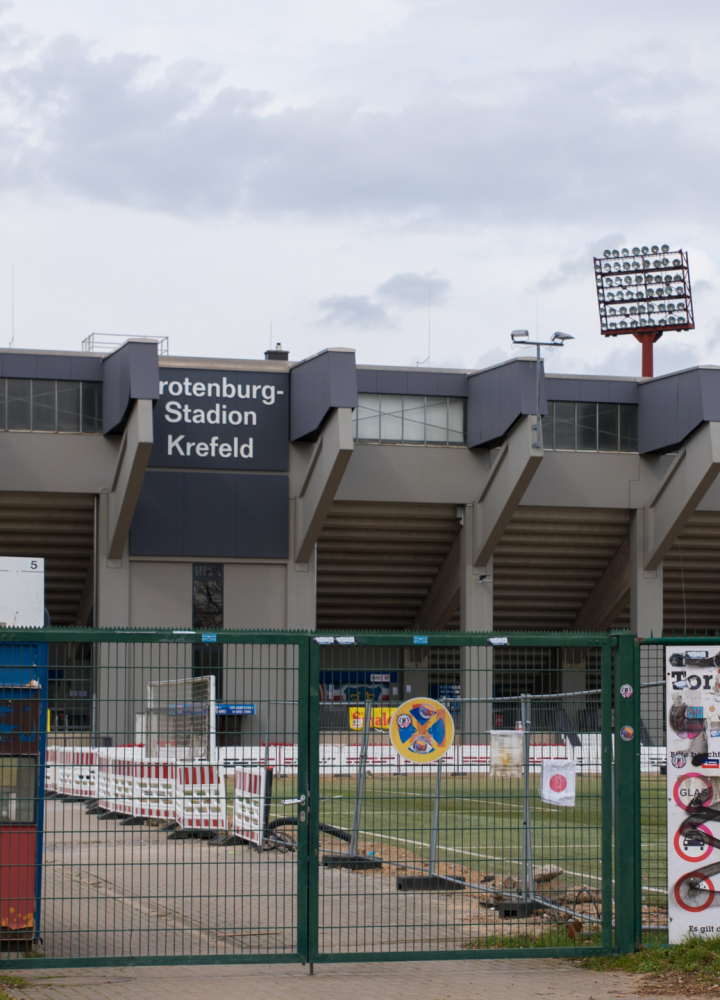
[489,730,522,779]
[667,646,720,942]
[0,557,44,627]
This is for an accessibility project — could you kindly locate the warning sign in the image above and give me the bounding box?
[667,646,720,940]
[389,698,454,764]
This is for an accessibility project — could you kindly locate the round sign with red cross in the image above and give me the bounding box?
[389,698,455,763]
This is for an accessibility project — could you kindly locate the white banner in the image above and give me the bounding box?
[540,758,576,807]
[667,646,720,943]
[489,730,523,779]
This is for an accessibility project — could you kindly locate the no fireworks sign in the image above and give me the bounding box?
[389,698,455,764]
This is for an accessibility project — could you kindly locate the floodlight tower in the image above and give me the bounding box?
[593,244,695,378]
[511,330,574,449]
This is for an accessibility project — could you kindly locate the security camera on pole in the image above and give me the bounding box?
[510,330,574,449]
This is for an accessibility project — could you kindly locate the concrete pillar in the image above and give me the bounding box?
[630,508,663,637]
[460,506,492,741]
[630,508,664,746]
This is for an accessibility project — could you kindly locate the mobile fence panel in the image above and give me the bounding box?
[309,633,614,963]
[0,628,307,969]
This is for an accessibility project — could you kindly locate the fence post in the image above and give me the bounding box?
[613,632,642,953]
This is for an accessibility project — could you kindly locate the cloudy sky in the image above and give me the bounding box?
[1,0,719,376]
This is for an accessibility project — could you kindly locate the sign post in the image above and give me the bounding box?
[390,697,463,891]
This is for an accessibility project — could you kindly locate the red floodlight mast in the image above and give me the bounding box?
[593,244,694,378]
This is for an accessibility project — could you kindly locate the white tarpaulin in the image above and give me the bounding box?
[540,758,576,807]
[489,730,522,779]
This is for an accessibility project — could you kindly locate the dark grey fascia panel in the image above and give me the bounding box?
[0,351,104,381]
[102,341,160,435]
[466,358,546,449]
[129,470,288,558]
[356,368,469,398]
[638,367,720,454]
[290,349,357,442]
[546,377,639,404]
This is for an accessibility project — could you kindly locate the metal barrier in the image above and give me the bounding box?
[0,628,622,968]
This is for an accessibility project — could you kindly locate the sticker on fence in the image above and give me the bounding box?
[667,645,720,942]
[540,759,576,807]
[389,698,454,763]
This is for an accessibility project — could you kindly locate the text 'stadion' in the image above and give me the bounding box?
[149,369,289,471]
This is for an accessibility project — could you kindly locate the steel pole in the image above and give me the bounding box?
[521,693,534,900]
[349,699,372,856]
[428,759,442,879]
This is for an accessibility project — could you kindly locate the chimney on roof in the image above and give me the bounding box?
[265,342,289,360]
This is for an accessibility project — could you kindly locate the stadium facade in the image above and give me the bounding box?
[2,339,720,730]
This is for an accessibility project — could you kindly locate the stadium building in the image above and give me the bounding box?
[2,338,719,736]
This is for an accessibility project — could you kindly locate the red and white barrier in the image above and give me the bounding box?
[133,761,177,821]
[231,767,270,847]
[176,764,227,831]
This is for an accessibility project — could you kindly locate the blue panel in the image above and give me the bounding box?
[130,471,288,558]
[183,471,236,556]
[130,471,185,556]
[235,475,289,558]
[2,354,38,379]
[102,341,159,435]
[437,373,469,397]
[376,370,409,395]
[35,356,72,381]
[467,358,546,449]
[356,369,377,393]
[70,357,104,381]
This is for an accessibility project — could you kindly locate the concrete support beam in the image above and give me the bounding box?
[631,508,663,637]
[462,506,493,632]
[644,421,720,571]
[572,534,630,631]
[412,532,461,630]
[295,408,354,563]
[108,399,154,560]
[473,414,543,568]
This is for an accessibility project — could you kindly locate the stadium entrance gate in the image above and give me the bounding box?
[0,628,636,969]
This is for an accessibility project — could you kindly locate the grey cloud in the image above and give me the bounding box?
[537,234,625,291]
[1,28,720,228]
[376,271,450,307]
[318,295,393,329]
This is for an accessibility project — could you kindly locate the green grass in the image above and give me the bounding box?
[0,973,27,1000]
[466,926,604,949]
[578,935,720,988]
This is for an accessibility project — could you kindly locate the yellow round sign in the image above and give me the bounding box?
[389,698,455,763]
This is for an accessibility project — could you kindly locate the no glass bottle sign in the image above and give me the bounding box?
[389,698,455,763]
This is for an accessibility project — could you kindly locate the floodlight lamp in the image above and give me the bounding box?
[603,250,611,258]
[651,245,659,253]
[673,258,681,266]
[661,244,670,252]
[552,332,574,342]
[642,246,649,254]
[632,247,640,254]
[511,329,529,343]
[612,250,620,258]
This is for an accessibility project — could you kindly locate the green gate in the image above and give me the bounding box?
[0,628,625,968]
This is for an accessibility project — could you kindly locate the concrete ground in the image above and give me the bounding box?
[8,959,656,1000]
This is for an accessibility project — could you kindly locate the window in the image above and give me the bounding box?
[354,394,466,445]
[542,402,638,452]
[192,564,223,698]
[0,380,103,433]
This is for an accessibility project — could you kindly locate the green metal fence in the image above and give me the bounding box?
[0,628,626,968]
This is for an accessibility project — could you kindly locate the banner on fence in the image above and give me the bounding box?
[666,645,720,942]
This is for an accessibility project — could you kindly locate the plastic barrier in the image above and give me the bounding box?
[134,761,177,821]
[231,767,271,847]
[176,764,227,831]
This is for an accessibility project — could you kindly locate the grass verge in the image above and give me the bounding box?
[577,936,720,995]
[0,973,27,999]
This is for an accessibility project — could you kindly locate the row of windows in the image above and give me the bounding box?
[355,394,465,446]
[0,379,102,433]
[541,402,638,453]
